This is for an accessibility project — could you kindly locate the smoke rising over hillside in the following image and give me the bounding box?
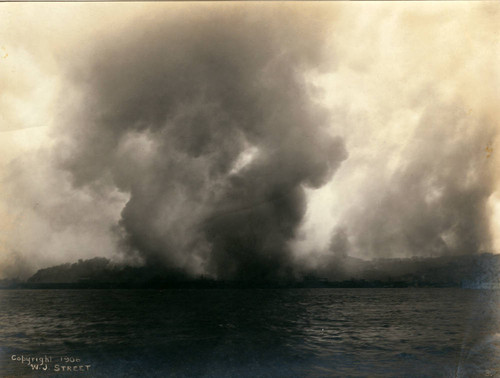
[55,7,347,280]
[0,3,499,279]
[336,101,496,260]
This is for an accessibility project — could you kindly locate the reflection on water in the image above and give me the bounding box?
[0,289,499,377]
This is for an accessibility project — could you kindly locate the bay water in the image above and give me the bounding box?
[1,288,499,377]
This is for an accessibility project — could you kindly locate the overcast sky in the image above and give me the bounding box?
[0,3,499,279]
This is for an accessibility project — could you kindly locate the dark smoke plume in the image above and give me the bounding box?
[56,6,347,280]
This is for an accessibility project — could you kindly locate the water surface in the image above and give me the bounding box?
[1,288,499,377]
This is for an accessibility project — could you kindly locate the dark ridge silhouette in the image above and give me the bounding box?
[2,253,497,290]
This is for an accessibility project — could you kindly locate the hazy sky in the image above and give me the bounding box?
[1,3,499,279]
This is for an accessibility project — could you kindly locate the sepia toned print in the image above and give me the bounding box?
[0,3,499,376]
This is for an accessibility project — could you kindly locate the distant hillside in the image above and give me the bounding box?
[28,257,114,283]
[15,253,500,289]
[27,257,189,285]
[360,253,500,288]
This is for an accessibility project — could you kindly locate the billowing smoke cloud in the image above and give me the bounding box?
[339,99,496,259]
[294,3,500,265]
[1,3,499,280]
[55,6,346,280]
